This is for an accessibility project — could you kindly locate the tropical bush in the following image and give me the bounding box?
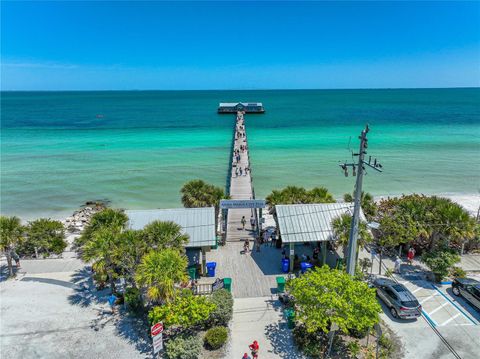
[343,191,377,220]
[205,289,234,327]
[18,218,67,257]
[449,266,466,278]
[266,185,335,214]
[422,249,460,282]
[292,325,328,358]
[376,195,478,252]
[0,216,24,277]
[204,326,228,350]
[149,290,216,328]
[287,265,381,335]
[165,334,202,359]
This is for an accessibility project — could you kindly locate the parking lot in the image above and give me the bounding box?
[378,272,480,359]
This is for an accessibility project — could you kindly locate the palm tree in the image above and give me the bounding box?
[135,249,188,303]
[180,179,226,231]
[332,213,373,265]
[343,191,376,220]
[143,220,189,250]
[77,208,128,249]
[82,227,122,292]
[116,229,147,286]
[0,216,24,277]
[308,187,336,203]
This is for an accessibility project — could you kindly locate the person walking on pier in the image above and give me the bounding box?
[250,215,255,231]
[241,216,246,230]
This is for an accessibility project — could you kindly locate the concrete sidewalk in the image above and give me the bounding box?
[226,296,305,359]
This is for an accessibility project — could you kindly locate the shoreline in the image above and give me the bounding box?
[4,191,479,223]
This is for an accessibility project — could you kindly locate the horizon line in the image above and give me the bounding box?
[1,86,479,92]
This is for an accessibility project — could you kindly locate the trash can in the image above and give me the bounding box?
[188,266,197,280]
[300,262,313,273]
[285,308,295,329]
[276,276,286,293]
[281,258,290,273]
[206,262,217,277]
[223,277,232,292]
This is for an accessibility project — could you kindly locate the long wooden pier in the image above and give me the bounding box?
[225,112,257,242]
[207,111,281,298]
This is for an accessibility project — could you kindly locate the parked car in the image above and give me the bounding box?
[452,277,480,310]
[373,278,422,319]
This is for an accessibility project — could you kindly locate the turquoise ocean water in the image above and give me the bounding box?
[1,89,479,220]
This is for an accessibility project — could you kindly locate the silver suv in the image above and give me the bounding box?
[373,278,422,319]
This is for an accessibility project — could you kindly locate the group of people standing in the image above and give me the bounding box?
[233,114,250,178]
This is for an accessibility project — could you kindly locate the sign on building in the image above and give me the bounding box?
[220,199,266,209]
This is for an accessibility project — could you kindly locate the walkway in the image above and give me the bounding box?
[218,112,280,298]
[226,296,306,359]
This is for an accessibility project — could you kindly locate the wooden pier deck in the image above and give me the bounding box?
[207,112,281,298]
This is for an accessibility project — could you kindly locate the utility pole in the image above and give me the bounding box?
[340,124,382,276]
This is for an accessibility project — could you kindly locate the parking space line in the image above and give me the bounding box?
[439,313,461,326]
[431,285,478,325]
[420,293,438,304]
[421,310,438,327]
[428,301,450,315]
[411,287,424,294]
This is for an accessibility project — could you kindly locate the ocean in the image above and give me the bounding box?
[1,89,479,220]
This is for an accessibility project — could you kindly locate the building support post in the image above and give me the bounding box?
[289,243,294,272]
[322,241,327,266]
[201,248,207,276]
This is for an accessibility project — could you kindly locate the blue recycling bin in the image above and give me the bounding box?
[300,262,313,273]
[281,258,290,273]
[206,262,217,277]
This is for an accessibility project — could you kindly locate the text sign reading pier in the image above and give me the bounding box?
[220,199,266,209]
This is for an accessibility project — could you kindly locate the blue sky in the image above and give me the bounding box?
[1,1,479,90]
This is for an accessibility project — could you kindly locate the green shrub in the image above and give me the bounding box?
[149,290,216,328]
[347,340,360,357]
[378,334,395,357]
[206,289,233,327]
[204,326,228,350]
[422,249,460,282]
[124,287,143,312]
[292,324,327,357]
[449,266,466,278]
[165,334,202,359]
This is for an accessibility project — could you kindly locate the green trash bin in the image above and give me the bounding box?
[223,277,232,292]
[276,276,286,293]
[188,266,197,280]
[285,308,295,329]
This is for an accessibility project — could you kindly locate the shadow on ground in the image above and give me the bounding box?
[68,266,109,307]
[115,308,153,357]
[445,288,480,322]
[68,267,153,357]
[0,264,19,282]
[264,321,305,359]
